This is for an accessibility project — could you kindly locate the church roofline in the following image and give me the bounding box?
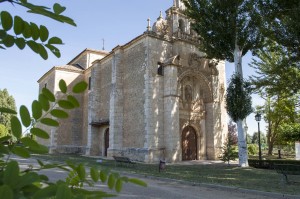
[67,48,109,65]
[37,65,84,83]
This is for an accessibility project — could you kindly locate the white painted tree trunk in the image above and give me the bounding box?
[234,44,249,167]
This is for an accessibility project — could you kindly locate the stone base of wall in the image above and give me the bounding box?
[49,145,86,154]
[107,148,166,163]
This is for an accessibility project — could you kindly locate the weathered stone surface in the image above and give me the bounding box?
[37,2,227,163]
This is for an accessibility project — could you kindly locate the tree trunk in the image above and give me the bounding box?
[234,44,248,167]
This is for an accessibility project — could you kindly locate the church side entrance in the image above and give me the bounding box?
[104,128,109,156]
[182,126,197,161]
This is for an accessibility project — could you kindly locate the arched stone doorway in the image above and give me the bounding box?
[104,128,109,156]
[182,126,197,161]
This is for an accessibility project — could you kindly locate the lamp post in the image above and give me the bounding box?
[255,113,262,162]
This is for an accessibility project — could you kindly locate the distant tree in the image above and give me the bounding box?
[228,121,238,145]
[0,88,16,131]
[246,133,252,144]
[256,95,299,154]
[251,132,267,145]
[183,0,261,167]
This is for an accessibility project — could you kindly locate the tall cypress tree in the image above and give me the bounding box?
[183,0,262,166]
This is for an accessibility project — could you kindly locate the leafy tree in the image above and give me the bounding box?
[257,0,300,63]
[250,41,300,97]
[251,132,267,145]
[0,88,16,132]
[0,0,76,59]
[279,123,300,142]
[247,144,258,156]
[246,133,252,144]
[183,0,261,166]
[256,95,299,154]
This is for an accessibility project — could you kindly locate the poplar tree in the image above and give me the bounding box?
[0,88,16,132]
[183,0,262,166]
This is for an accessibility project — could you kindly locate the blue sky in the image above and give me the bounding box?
[0,0,265,135]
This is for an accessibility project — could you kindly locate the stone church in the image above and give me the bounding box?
[37,0,227,163]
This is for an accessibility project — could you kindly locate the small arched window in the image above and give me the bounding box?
[178,19,185,33]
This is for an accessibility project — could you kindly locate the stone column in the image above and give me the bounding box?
[205,102,215,159]
[85,91,93,155]
[108,49,123,156]
[200,118,207,159]
[163,64,180,162]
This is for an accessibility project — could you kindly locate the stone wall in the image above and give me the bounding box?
[122,41,146,148]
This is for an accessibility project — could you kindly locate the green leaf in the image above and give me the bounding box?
[32,100,43,120]
[59,79,67,93]
[28,143,48,154]
[15,37,26,49]
[90,167,99,182]
[11,116,22,139]
[58,100,74,109]
[107,174,115,190]
[72,81,88,93]
[30,127,50,139]
[39,25,49,42]
[1,11,13,31]
[30,22,40,40]
[2,35,15,47]
[77,164,86,180]
[4,161,19,186]
[37,159,44,167]
[13,16,24,35]
[48,36,63,45]
[0,107,17,114]
[38,94,50,111]
[38,43,48,60]
[22,21,31,38]
[45,44,61,58]
[0,144,9,154]
[0,135,12,143]
[33,184,57,199]
[56,184,71,199]
[53,3,66,15]
[40,118,59,127]
[128,178,147,187]
[0,29,7,39]
[67,95,79,107]
[42,87,55,102]
[27,40,39,54]
[0,185,13,199]
[115,179,123,193]
[50,109,68,118]
[20,105,31,127]
[21,137,39,148]
[15,172,39,189]
[100,170,108,183]
[12,146,30,158]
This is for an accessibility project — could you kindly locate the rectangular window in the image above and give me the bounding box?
[157,62,163,76]
[88,76,91,90]
[44,83,47,88]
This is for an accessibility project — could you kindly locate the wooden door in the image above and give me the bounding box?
[182,126,197,161]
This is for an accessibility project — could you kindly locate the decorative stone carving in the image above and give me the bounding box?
[188,53,219,75]
[152,12,170,36]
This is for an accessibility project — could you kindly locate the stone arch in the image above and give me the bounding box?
[178,70,213,103]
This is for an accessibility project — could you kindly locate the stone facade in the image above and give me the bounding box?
[37,1,227,162]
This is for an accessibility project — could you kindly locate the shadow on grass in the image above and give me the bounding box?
[33,154,300,196]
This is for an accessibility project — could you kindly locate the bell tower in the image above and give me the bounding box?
[173,0,186,10]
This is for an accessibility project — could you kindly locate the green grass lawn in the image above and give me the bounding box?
[33,154,300,196]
